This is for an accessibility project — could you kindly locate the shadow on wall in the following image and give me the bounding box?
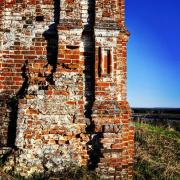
[82,0,103,170]
[43,0,60,85]
[0,61,29,164]
[2,0,104,172]
[7,60,30,148]
[5,0,61,148]
[0,92,14,147]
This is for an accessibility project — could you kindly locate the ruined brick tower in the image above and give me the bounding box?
[0,0,134,179]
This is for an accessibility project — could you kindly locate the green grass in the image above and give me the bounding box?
[134,122,180,180]
[135,122,180,139]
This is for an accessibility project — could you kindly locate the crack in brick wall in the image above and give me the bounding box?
[0,0,134,179]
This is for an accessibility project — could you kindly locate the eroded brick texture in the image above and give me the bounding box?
[0,0,134,179]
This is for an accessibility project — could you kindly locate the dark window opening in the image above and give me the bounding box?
[107,49,111,74]
[98,47,102,77]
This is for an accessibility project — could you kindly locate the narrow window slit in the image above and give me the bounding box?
[107,49,111,74]
[98,47,102,77]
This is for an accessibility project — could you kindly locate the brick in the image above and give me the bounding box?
[0,0,134,178]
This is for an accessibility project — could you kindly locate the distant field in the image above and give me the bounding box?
[132,108,180,131]
[132,107,180,120]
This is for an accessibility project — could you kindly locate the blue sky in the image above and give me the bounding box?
[126,0,180,107]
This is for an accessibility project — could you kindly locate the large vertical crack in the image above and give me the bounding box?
[83,0,103,170]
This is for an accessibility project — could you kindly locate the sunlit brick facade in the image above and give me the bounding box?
[0,0,134,178]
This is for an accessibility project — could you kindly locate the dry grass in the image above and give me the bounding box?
[134,122,180,180]
[0,165,100,180]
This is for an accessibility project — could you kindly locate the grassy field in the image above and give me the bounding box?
[134,122,180,180]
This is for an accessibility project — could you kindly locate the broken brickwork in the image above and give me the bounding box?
[0,0,134,179]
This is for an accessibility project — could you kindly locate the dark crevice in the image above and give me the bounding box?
[98,47,102,77]
[83,0,95,121]
[7,60,30,148]
[7,98,18,148]
[43,0,60,85]
[87,132,103,170]
[83,0,103,170]
[66,45,79,49]
[107,49,111,74]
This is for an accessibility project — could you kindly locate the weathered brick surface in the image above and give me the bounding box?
[0,0,134,179]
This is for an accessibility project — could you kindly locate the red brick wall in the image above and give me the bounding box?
[0,0,134,179]
[0,0,54,146]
